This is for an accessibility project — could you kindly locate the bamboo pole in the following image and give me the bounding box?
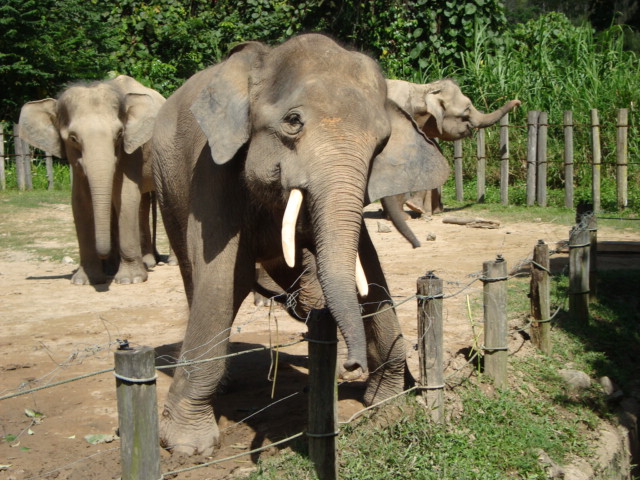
[530,240,551,354]
[616,108,628,209]
[307,308,338,480]
[536,112,548,207]
[569,226,590,322]
[114,345,161,480]
[454,139,463,202]
[476,128,486,203]
[564,111,574,209]
[499,114,509,205]
[483,255,508,388]
[526,111,539,206]
[590,109,601,212]
[417,272,444,423]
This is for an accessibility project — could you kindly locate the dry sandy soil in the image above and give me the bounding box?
[0,200,637,480]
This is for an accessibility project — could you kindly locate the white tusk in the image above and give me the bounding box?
[282,189,304,268]
[355,253,368,297]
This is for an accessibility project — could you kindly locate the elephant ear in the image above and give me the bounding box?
[123,93,161,154]
[366,100,450,204]
[424,89,444,135]
[18,99,64,158]
[190,42,267,165]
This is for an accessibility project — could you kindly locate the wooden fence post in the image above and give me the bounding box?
[530,240,551,355]
[23,139,33,190]
[477,128,486,203]
[307,308,338,480]
[0,124,5,190]
[564,111,574,209]
[536,112,548,207]
[483,255,508,388]
[526,111,539,206]
[114,344,161,480]
[590,109,601,212]
[569,225,590,322]
[13,124,25,191]
[454,139,463,202]
[417,272,444,423]
[616,108,628,209]
[499,114,510,206]
[576,206,598,301]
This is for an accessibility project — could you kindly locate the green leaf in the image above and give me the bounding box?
[24,408,43,418]
[465,4,477,15]
[413,28,423,38]
[3,434,17,443]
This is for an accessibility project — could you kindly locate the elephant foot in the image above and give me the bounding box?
[71,266,107,285]
[114,260,148,284]
[160,405,220,456]
[166,253,179,266]
[143,253,157,269]
[253,291,270,307]
[363,365,405,406]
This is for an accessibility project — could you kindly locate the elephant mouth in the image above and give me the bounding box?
[281,188,368,297]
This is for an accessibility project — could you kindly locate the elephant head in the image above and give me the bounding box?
[189,35,449,374]
[386,78,521,141]
[19,76,164,258]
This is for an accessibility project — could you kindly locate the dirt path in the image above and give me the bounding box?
[0,202,637,479]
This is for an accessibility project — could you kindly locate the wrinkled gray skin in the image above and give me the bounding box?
[152,34,449,455]
[383,78,521,247]
[19,75,166,284]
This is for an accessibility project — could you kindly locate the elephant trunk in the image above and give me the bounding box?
[305,163,369,373]
[84,152,117,258]
[469,99,521,129]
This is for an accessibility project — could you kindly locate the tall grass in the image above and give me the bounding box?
[412,12,640,213]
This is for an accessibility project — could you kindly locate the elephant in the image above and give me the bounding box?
[18,75,166,285]
[381,78,521,247]
[151,34,449,455]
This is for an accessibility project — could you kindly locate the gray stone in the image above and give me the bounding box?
[377,221,391,233]
[559,369,591,391]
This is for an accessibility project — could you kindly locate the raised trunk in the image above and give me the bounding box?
[469,99,521,129]
[85,154,117,258]
[307,170,368,373]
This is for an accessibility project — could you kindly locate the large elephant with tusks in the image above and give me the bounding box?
[152,34,450,455]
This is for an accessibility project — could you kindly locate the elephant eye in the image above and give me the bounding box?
[282,111,304,136]
[68,133,80,144]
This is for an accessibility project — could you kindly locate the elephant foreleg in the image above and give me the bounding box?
[161,234,254,456]
[70,166,107,285]
[112,169,147,284]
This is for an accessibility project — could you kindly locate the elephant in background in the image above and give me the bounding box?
[152,34,449,455]
[382,78,521,247]
[19,75,166,285]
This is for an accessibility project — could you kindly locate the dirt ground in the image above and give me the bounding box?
[0,201,638,480]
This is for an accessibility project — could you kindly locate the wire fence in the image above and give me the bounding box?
[1,220,594,479]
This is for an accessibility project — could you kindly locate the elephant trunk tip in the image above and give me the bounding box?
[344,356,367,373]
